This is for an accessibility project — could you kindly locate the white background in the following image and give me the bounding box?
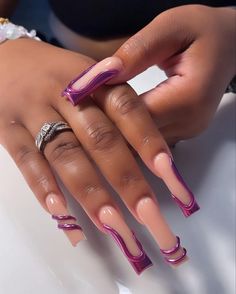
[0,67,235,294]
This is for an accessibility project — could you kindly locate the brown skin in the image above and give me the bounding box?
[0,38,170,230]
[109,5,236,145]
[0,5,235,230]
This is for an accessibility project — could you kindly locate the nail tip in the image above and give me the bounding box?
[72,236,87,247]
[131,255,153,275]
[170,255,189,268]
[171,194,200,217]
[63,69,119,106]
[182,201,200,217]
[161,237,187,266]
[103,224,153,275]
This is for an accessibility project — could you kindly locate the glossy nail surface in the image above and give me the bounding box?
[154,153,200,217]
[46,194,86,246]
[62,57,123,105]
[136,197,188,266]
[98,206,152,274]
[160,236,187,265]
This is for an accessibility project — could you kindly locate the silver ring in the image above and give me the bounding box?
[35,121,72,153]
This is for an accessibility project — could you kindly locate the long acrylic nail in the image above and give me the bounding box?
[136,197,188,266]
[62,57,123,105]
[153,153,200,217]
[46,194,86,246]
[98,205,153,275]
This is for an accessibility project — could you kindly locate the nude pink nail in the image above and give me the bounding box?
[46,194,86,246]
[136,197,188,266]
[153,153,200,217]
[98,205,152,275]
[62,57,123,105]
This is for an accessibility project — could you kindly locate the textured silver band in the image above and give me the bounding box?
[35,121,72,153]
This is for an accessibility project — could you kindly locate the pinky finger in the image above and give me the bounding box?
[1,123,86,246]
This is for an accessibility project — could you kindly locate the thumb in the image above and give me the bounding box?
[108,8,194,84]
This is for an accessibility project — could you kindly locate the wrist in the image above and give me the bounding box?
[0,37,38,54]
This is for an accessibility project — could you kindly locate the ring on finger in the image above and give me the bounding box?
[35,121,72,153]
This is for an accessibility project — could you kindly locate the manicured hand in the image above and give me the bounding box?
[0,38,192,273]
[109,5,236,145]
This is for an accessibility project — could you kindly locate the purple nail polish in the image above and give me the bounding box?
[154,153,200,218]
[62,57,123,106]
[103,224,153,275]
[52,215,83,231]
[171,159,200,217]
[160,236,187,265]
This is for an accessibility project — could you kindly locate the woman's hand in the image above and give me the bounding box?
[0,38,195,272]
[108,5,236,145]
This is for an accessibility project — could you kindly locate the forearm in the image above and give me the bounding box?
[0,0,18,17]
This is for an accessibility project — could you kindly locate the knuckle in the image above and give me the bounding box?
[118,171,143,191]
[109,87,141,115]
[48,139,82,163]
[80,183,103,198]
[121,33,149,60]
[30,174,52,193]
[86,122,119,151]
[15,145,38,167]
[15,146,53,192]
[140,133,157,148]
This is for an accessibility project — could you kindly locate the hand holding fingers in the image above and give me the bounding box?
[108,5,236,142]
[0,37,188,273]
[61,59,199,217]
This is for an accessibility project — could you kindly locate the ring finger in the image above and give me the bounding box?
[0,121,85,247]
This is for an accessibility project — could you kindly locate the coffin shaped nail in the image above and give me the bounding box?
[99,206,153,275]
[154,153,200,217]
[62,57,123,105]
[46,194,86,246]
[160,236,187,265]
[136,197,188,266]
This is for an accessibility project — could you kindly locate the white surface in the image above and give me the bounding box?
[0,67,235,294]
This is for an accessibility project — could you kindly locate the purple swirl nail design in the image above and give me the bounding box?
[164,248,187,265]
[170,158,200,217]
[62,65,119,106]
[52,215,82,231]
[103,224,153,275]
[160,236,187,265]
[160,236,180,255]
[57,223,82,231]
[52,215,76,221]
